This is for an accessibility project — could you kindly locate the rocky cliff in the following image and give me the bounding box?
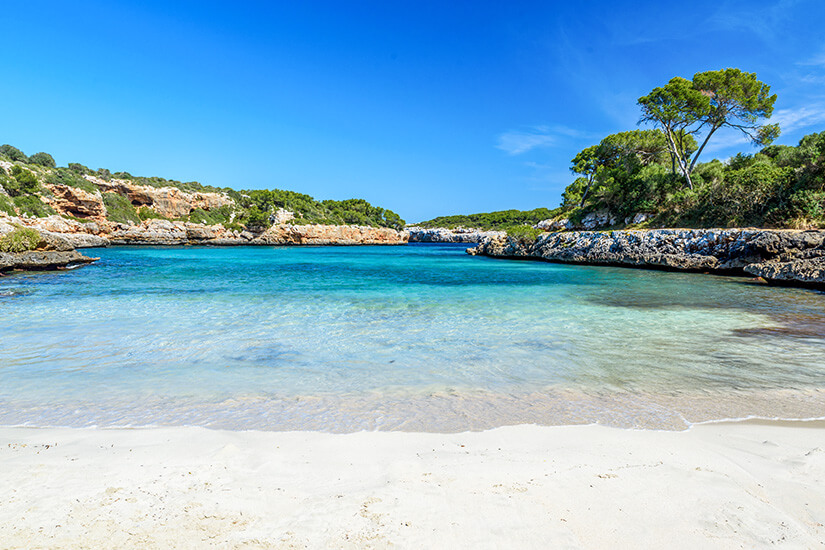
[0,220,98,273]
[407,226,505,243]
[1,214,408,248]
[468,229,825,287]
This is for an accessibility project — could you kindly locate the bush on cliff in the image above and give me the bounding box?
[0,144,27,163]
[6,166,40,196]
[0,227,41,252]
[28,152,57,168]
[417,207,561,230]
[45,167,99,194]
[13,195,54,218]
[189,206,234,226]
[102,193,140,224]
[0,194,16,216]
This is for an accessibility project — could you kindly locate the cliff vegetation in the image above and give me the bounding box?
[0,145,404,231]
[419,68,825,233]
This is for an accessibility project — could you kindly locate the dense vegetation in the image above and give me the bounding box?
[415,208,562,230]
[0,146,404,230]
[419,68,824,232]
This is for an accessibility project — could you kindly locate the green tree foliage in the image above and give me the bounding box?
[45,167,99,193]
[639,69,778,188]
[560,129,825,229]
[5,166,40,196]
[68,163,92,174]
[416,208,562,230]
[0,144,27,162]
[28,152,57,168]
[236,190,405,230]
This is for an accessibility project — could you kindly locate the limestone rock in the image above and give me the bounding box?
[45,184,107,219]
[406,226,504,243]
[535,218,571,231]
[86,176,234,219]
[0,250,98,272]
[744,256,825,286]
[468,228,825,287]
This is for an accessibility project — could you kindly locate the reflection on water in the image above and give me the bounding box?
[0,243,824,431]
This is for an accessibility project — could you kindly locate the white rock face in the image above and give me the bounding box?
[624,213,650,225]
[406,226,505,243]
[535,218,571,231]
[580,211,615,230]
[270,208,295,225]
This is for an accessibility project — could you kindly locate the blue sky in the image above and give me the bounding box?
[2,0,825,222]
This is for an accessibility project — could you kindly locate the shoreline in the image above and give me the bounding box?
[2,420,823,548]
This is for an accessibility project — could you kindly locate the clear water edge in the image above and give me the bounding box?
[1,243,824,432]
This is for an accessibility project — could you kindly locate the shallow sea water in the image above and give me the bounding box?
[1,243,824,431]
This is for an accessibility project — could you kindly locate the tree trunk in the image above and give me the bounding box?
[688,125,720,174]
[663,128,693,189]
[579,174,595,207]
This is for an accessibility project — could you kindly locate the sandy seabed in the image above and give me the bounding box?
[1,421,824,549]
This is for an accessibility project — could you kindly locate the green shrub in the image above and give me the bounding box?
[44,167,99,193]
[102,193,140,224]
[0,227,42,252]
[28,152,56,168]
[0,144,27,162]
[12,195,54,217]
[0,194,16,216]
[137,206,165,221]
[6,166,40,196]
[68,163,91,175]
[504,224,544,242]
[416,207,558,231]
[189,205,233,225]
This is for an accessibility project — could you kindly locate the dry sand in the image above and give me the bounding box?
[1,421,824,549]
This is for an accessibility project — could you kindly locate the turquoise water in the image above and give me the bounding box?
[1,243,825,431]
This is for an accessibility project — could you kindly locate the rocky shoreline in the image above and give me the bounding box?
[468,228,825,288]
[0,215,408,249]
[406,226,503,243]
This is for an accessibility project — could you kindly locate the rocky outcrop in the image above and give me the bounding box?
[3,214,408,247]
[84,176,234,219]
[407,226,505,243]
[744,256,825,286]
[0,224,98,273]
[0,250,98,272]
[45,184,107,219]
[468,228,825,287]
[254,224,407,245]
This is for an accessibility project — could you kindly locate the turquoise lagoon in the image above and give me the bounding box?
[1,243,824,431]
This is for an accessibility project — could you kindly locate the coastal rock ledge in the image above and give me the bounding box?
[468,228,825,288]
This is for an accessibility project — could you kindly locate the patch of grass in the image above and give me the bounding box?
[0,227,41,252]
[102,193,140,224]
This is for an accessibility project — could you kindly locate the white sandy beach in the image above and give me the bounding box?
[1,421,824,549]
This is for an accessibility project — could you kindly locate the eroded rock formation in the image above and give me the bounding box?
[468,228,825,287]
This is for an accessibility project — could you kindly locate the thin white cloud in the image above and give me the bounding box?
[798,46,825,67]
[708,0,804,43]
[770,105,825,132]
[496,125,591,156]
